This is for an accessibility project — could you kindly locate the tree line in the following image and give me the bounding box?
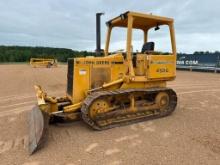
[0,46,96,62]
[0,45,219,63]
[178,51,220,56]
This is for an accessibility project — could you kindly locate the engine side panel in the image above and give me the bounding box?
[91,68,111,88]
[70,54,126,104]
[72,64,90,103]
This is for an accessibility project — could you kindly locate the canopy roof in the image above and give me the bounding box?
[106,11,173,30]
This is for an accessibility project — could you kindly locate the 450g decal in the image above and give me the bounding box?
[156,68,169,73]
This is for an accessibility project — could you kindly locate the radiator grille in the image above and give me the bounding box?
[67,58,74,96]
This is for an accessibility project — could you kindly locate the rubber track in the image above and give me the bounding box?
[81,88,177,130]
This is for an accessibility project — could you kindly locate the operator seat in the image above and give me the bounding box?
[141,42,155,53]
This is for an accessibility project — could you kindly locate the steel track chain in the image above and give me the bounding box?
[81,88,177,130]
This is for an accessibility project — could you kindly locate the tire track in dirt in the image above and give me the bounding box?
[0,94,20,99]
[0,95,35,103]
[0,105,33,117]
[169,83,220,88]
[0,101,36,109]
[0,135,28,154]
[178,89,220,95]
[0,91,63,103]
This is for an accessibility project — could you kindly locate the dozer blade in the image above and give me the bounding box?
[28,105,50,154]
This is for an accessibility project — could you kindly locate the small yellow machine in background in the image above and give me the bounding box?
[30,58,58,68]
[29,11,178,154]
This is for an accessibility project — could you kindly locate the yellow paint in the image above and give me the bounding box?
[30,58,58,68]
[72,64,90,103]
[34,11,177,115]
[147,55,176,79]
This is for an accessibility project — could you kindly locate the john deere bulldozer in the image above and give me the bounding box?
[29,11,177,154]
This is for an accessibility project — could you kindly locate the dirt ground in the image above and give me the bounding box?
[0,64,220,165]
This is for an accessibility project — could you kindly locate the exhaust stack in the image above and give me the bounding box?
[96,12,104,55]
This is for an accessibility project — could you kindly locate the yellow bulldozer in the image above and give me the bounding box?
[29,11,177,154]
[30,58,58,68]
